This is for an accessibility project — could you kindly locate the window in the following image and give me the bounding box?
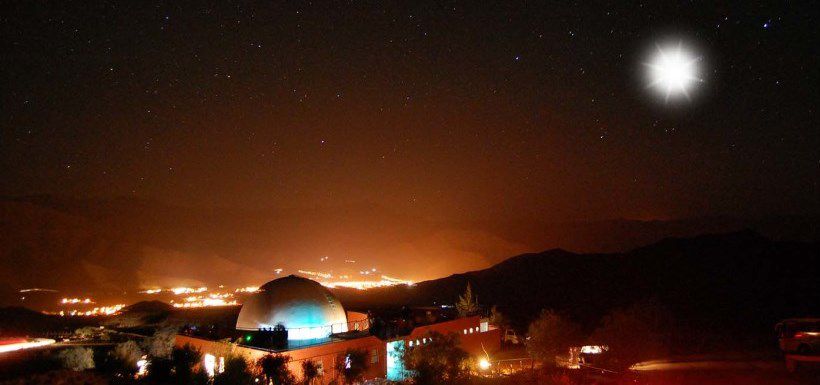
[463,329,468,334]
[371,349,379,364]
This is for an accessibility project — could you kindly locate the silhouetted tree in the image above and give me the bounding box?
[401,331,469,385]
[172,343,203,384]
[335,349,368,385]
[526,309,582,365]
[456,283,479,317]
[58,347,95,371]
[146,357,173,383]
[111,340,142,376]
[145,325,177,358]
[258,353,295,385]
[214,356,255,385]
[590,298,673,368]
[489,305,509,328]
[301,359,320,385]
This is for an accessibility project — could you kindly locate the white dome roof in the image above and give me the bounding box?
[235,275,347,340]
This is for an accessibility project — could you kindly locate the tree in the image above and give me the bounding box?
[489,305,509,328]
[335,349,368,385]
[58,347,95,371]
[147,357,174,383]
[590,298,672,368]
[146,325,177,358]
[74,326,100,339]
[112,340,143,375]
[526,309,582,365]
[257,353,295,385]
[214,356,255,385]
[456,283,479,317]
[301,360,320,385]
[172,343,203,384]
[402,331,469,385]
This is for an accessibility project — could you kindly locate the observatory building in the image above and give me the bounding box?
[176,275,501,384]
[235,275,349,340]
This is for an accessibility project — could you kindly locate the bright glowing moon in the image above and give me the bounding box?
[644,42,702,102]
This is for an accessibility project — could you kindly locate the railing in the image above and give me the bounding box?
[242,318,373,350]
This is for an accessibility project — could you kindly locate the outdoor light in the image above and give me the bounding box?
[204,354,216,377]
[478,358,491,370]
[136,356,148,377]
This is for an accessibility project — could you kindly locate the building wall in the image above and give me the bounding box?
[176,334,385,385]
[402,316,501,357]
[176,315,500,384]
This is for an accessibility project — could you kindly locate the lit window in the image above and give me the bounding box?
[422,338,427,344]
[408,340,413,347]
[416,339,420,346]
[463,329,467,334]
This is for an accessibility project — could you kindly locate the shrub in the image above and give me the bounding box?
[58,347,95,371]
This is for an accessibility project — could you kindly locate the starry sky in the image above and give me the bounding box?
[2,1,818,223]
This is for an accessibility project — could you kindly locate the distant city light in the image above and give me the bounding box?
[320,275,413,290]
[47,304,125,317]
[61,298,94,304]
[171,287,208,295]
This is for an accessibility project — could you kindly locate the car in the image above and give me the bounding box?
[776,318,820,355]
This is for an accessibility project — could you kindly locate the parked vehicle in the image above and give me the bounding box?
[776,318,820,355]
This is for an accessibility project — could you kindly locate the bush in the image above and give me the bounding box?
[145,325,178,358]
[146,357,173,383]
[58,347,95,371]
[257,353,295,385]
[402,331,469,385]
[590,298,673,368]
[335,349,369,385]
[172,343,203,383]
[214,356,255,385]
[301,360,320,385]
[526,310,582,365]
[110,340,143,376]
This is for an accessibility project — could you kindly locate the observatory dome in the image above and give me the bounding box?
[235,275,348,340]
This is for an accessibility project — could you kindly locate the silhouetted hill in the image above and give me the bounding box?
[1,195,818,302]
[336,231,820,338]
[0,307,96,336]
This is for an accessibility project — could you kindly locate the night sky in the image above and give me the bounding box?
[2,1,818,223]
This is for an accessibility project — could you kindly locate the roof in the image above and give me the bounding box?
[235,275,348,339]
